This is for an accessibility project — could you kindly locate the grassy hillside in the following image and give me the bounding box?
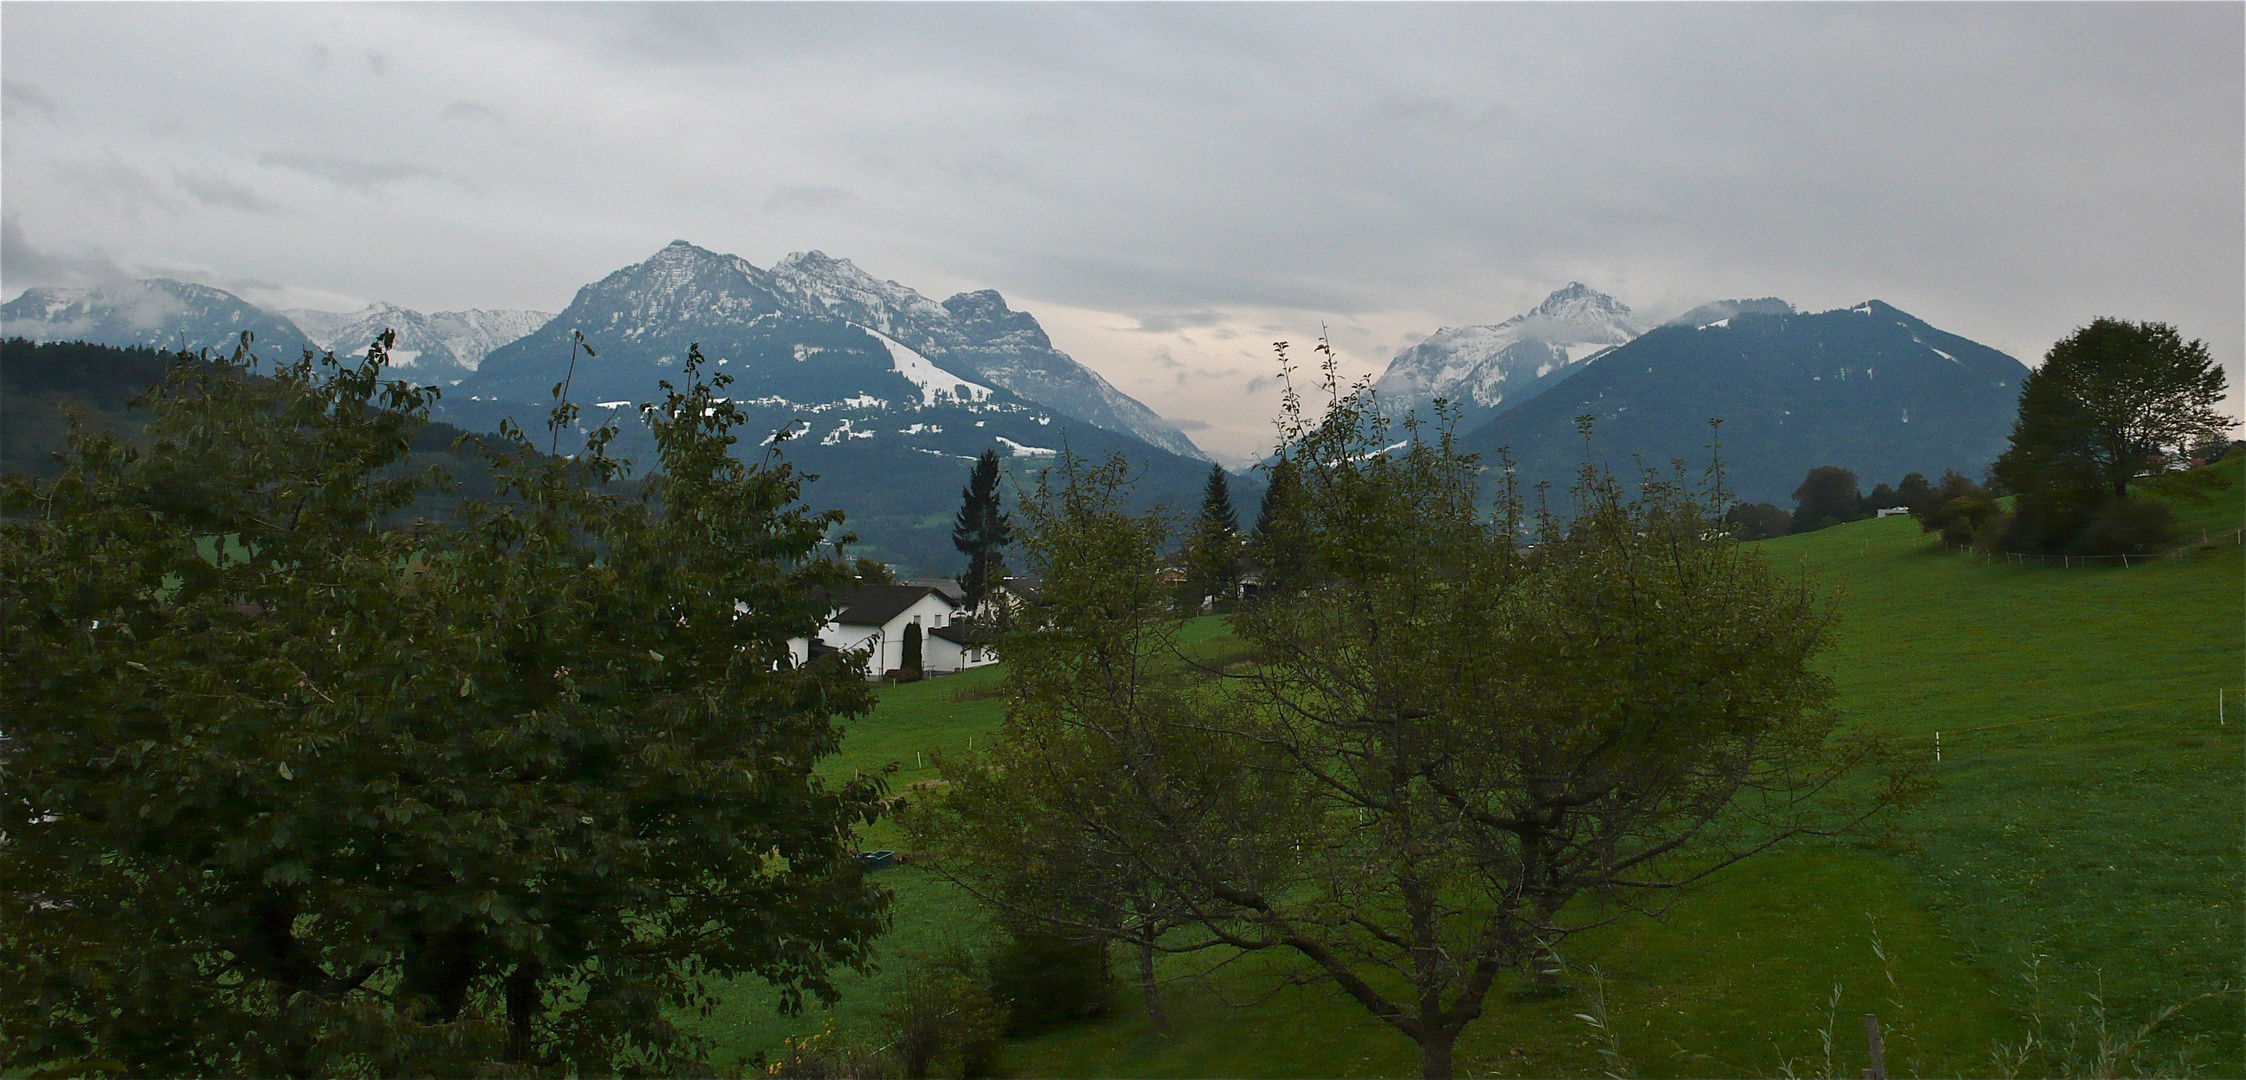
[695,488,2243,1077]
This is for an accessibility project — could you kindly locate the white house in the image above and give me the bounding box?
[927,623,1001,672]
[789,584,993,679]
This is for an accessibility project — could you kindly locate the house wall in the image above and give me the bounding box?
[819,594,961,678]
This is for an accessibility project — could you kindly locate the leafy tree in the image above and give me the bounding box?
[1790,465,1863,532]
[1,335,890,1077]
[1862,482,1900,514]
[1910,469,2001,547]
[1181,463,1242,606]
[904,453,1239,1033]
[1895,471,1935,514]
[854,555,897,584]
[1992,318,2232,553]
[951,449,1013,614]
[919,346,1918,1079]
[1724,501,1794,541]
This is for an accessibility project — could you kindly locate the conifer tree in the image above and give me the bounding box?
[1183,463,1242,604]
[952,449,1013,614]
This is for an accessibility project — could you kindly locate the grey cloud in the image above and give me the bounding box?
[1169,417,1213,432]
[442,99,506,125]
[1124,310,1230,334]
[1,212,126,289]
[764,185,854,212]
[3,78,61,121]
[367,51,390,76]
[52,155,187,218]
[257,150,459,194]
[175,172,285,215]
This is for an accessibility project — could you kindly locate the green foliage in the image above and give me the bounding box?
[907,341,1916,1079]
[1911,469,2002,547]
[988,933,1113,1031]
[1180,463,1242,607]
[1895,470,1934,514]
[855,555,899,584]
[1993,318,2232,554]
[1,334,890,1077]
[1791,465,1864,532]
[902,621,924,676]
[1248,454,1308,595]
[903,452,1229,1034]
[882,946,1008,1079]
[1725,500,1794,541]
[950,450,1012,612]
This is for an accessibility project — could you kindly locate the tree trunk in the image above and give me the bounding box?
[504,961,543,1064]
[1417,1030,1456,1080]
[1137,939,1166,1032]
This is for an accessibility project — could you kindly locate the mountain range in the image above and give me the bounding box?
[282,303,552,385]
[439,241,1224,569]
[4,258,2037,553]
[1453,299,2031,507]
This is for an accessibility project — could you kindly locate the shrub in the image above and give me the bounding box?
[987,931,1112,1031]
[882,947,1007,1080]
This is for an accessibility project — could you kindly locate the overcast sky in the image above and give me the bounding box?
[4,2,2239,465]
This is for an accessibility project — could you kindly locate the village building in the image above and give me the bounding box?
[788,583,998,679]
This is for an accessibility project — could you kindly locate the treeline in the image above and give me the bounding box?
[1725,318,2234,556]
[2,336,586,516]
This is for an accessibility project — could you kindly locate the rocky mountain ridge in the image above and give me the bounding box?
[1372,282,1642,432]
[282,303,553,384]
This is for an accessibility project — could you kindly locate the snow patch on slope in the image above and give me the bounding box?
[857,325,993,406]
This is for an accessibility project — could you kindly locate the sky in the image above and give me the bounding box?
[3,2,2239,466]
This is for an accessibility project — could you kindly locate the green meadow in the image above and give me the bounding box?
[698,465,2244,1077]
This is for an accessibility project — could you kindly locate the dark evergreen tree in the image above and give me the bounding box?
[952,449,1013,613]
[1183,463,1242,605]
[1790,466,1863,533]
[902,621,923,676]
[1250,455,1309,593]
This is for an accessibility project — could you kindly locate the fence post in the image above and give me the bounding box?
[1862,1013,1887,1080]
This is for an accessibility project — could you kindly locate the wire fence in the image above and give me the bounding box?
[1939,528,2243,567]
[1894,688,2242,761]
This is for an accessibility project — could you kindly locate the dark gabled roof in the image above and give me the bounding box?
[929,623,998,646]
[898,577,968,603]
[816,584,958,627]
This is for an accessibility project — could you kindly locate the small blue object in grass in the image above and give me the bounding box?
[860,850,895,870]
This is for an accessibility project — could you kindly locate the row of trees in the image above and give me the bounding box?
[1724,318,2231,553]
[2,336,892,1076]
[903,345,1920,1079]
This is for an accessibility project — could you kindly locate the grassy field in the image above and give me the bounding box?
[696,468,2244,1077]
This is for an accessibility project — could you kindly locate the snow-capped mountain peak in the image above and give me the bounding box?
[280,301,553,378]
[770,250,953,339]
[1373,283,1643,427]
